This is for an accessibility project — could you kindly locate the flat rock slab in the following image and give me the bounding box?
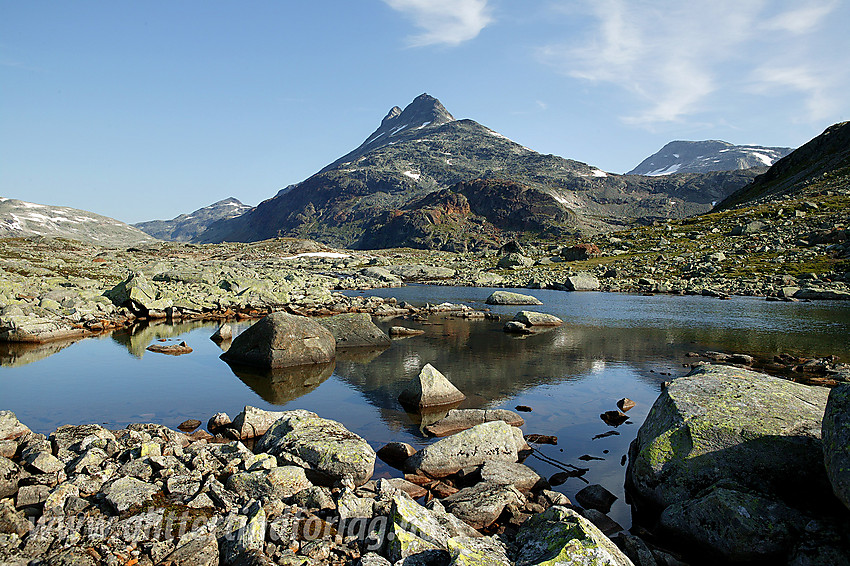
[627,364,831,510]
[513,311,563,326]
[225,466,312,500]
[485,291,543,305]
[221,312,335,369]
[404,421,525,478]
[146,341,193,355]
[424,408,524,437]
[480,460,547,492]
[103,476,158,513]
[315,312,391,348]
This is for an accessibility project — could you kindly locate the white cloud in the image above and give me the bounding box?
[539,0,846,127]
[384,0,493,47]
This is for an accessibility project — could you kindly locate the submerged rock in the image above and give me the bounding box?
[220,312,335,369]
[627,364,830,510]
[485,290,543,305]
[389,326,425,337]
[315,312,391,348]
[398,363,466,409]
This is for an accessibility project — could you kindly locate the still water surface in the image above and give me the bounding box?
[3,287,849,527]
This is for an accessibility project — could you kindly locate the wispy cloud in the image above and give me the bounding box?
[383,0,493,47]
[539,0,845,127]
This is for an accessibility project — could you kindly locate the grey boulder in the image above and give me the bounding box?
[221,312,335,369]
[823,383,850,510]
[398,363,466,409]
[485,291,542,306]
[315,312,390,348]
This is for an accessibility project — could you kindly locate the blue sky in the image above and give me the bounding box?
[2,1,848,223]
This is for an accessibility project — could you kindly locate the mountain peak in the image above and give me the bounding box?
[322,93,456,171]
[628,139,793,176]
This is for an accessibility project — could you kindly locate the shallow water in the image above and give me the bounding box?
[2,287,849,528]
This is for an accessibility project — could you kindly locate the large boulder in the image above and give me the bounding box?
[443,481,524,529]
[230,406,315,440]
[564,272,600,291]
[659,485,807,562]
[255,413,375,486]
[220,312,335,369]
[823,383,850,510]
[627,365,831,510]
[404,421,526,477]
[104,271,172,313]
[484,291,542,306]
[398,364,466,409]
[0,314,87,343]
[497,253,533,269]
[315,312,390,349]
[514,506,633,566]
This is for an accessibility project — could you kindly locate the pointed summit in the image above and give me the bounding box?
[323,93,456,171]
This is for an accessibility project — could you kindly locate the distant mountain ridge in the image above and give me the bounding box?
[628,140,793,176]
[0,197,157,246]
[194,93,763,249]
[715,121,850,210]
[134,197,252,242]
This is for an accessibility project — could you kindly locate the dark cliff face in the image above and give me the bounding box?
[715,121,850,210]
[194,95,762,249]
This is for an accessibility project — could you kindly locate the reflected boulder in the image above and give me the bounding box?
[228,361,335,405]
[221,312,335,369]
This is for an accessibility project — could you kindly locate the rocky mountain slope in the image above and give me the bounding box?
[628,140,793,176]
[134,197,252,242]
[0,197,157,246]
[716,121,850,210]
[195,94,761,249]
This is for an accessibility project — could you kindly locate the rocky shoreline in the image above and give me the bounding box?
[2,360,850,565]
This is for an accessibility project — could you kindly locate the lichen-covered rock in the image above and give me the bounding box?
[447,536,511,565]
[443,481,524,529]
[404,421,524,477]
[514,506,633,566]
[102,476,158,513]
[104,271,172,313]
[387,494,451,563]
[398,363,466,409]
[50,423,116,461]
[256,413,375,486]
[226,466,313,501]
[0,313,87,343]
[485,291,542,306]
[823,383,850,510]
[160,532,219,566]
[659,485,807,562]
[315,312,391,348]
[230,406,306,440]
[512,311,563,327]
[0,456,21,499]
[627,365,830,510]
[220,312,335,369]
[0,411,30,443]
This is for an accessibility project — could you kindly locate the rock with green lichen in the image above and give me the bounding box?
[514,505,633,566]
[627,364,831,510]
[256,413,375,487]
[823,383,850,511]
[447,536,511,565]
[225,466,313,501]
[314,312,391,349]
[659,484,808,562]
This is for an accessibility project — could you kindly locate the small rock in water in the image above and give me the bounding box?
[616,398,636,412]
[600,410,628,427]
[146,341,193,355]
[578,454,605,461]
[503,320,533,334]
[377,442,417,470]
[575,484,618,513]
[389,326,425,337]
[398,363,466,409]
[210,323,233,343]
[207,412,232,434]
[525,433,557,445]
[515,405,533,412]
[177,419,201,433]
[592,430,620,440]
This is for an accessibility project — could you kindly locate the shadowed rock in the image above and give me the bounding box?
[221,312,335,369]
[315,312,391,348]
